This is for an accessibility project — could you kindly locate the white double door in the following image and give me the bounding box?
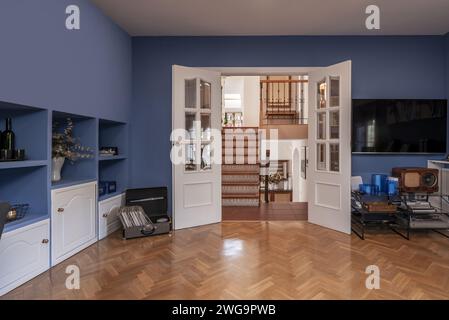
[172,62,352,234]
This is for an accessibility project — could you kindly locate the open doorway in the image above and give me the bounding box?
[172,62,351,233]
[221,74,309,221]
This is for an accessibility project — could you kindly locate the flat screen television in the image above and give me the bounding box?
[352,99,447,154]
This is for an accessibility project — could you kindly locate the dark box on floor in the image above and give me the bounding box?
[123,187,171,239]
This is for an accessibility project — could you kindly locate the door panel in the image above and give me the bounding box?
[172,66,221,230]
[307,61,351,234]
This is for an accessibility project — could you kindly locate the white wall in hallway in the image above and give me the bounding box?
[261,139,308,202]
[242,76,260,127]
[222,76,260,127]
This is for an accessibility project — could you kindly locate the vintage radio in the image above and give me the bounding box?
[391,167,439,193]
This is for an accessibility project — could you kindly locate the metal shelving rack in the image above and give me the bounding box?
[351,192,449,240]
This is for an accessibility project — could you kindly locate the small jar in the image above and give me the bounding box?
[6,208,17,221]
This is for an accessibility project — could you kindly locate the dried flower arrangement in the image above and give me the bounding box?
[52,118,93,163]
[268,172,283,186]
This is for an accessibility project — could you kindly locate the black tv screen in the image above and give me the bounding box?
[352,99,447,154]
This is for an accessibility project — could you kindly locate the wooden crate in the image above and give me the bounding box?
[363,202,397,213]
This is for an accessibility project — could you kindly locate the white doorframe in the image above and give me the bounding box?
[203,66,319,76]
[171,63,352,232]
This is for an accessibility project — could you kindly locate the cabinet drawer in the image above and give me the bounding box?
[0,219,50,296]
[98,193,125,240]
[51,181,97,266]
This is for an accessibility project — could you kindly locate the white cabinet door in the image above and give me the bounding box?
[51,181,97,266]
[0,219,50,296]
[98,193,125,240]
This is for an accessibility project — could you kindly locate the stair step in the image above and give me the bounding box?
[222,193,259,199]
[222,198,260,207]
[222,176,260,183]
[221,181,260,186]
[223,164,260,170]
[223,185,259,193]
[222,158,260,162]
[222,144,259,148]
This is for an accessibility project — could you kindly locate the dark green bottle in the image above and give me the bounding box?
[2,118,15,150]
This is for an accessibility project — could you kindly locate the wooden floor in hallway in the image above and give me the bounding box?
[2,221,449,300]
[222,202,308,221]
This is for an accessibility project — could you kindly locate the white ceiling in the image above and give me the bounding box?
[92,0,449,36]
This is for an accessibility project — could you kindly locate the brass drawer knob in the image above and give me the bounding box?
[57,208,64,213]
[42,239,49,244]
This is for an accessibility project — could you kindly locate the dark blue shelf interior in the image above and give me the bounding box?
[0,101,48,161]
[98,119,128,200]
[99,119,127,157]
[52,111,98,186]
[0,166,48,232]
[99,159,127,200]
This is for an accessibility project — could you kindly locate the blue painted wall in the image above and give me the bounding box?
[131,36,448,206]
[0,0,132,122]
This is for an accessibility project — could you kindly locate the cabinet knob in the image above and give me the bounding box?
[57,208,64,213]
[42,239,49,244]
[103,213,108,218]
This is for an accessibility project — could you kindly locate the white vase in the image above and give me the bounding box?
[52,157,65,182]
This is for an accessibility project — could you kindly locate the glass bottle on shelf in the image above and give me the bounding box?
[2,118,15,151]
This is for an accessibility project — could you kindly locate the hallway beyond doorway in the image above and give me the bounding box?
[222,202,307,221]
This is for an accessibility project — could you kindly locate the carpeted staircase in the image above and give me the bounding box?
[221,127,260,207]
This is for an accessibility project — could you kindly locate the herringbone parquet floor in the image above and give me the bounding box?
[3,221,449,299]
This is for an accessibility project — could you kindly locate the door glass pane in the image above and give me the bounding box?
[200,80,211,109]
[317,79,326,109]
[317,143,326,171]
[185,143,197,171]
[330,144,339,172]
[330,76,340,107]
[329,111,339,139]
[201,113,211,141]
[201,143,211,171]
[185,112,196,140]
[317,112,326,140]
[185,79,196,109]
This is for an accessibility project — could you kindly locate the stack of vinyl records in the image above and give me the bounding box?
[119,206,153,228]
[406,201,437,214]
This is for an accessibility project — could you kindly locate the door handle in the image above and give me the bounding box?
[57,208,64,213]
[103,213,108,218]
[42,239,49,244]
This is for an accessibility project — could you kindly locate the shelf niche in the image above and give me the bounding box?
[99,119,127,158]
[51,111,98,188]
[98,119,128,201]
[98,155,127,201]
[0,101,48,162]
[0,166,49,233]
